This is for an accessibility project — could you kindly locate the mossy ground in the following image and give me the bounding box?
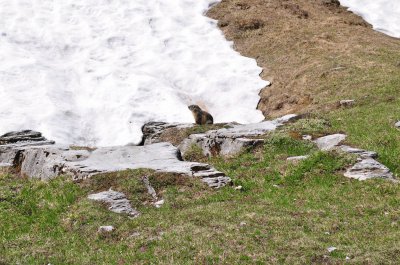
[1,132,399,264]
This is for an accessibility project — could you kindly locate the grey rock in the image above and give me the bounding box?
[287,155,309,161]
[0,132,231,188]
[88,189,139,217]
[395,121,400,128]
[344,158,395,180]
[327,246,337,253]
[141,122,193,145]
[98,226,114,232]
[154,199,164,208]
[314,134,346,151]
[339,100,355,107]
[337,145,378,158]
[0,130,54,145]
[302,135,312,141]
[179,114,297,157]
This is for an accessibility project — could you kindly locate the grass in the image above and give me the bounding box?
[1,134,399,264]
[2,1,400,264]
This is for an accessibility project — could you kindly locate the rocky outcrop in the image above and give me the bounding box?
[0,131,231,188]
[337,145,377,159]
[313,134,396,181]
[179,114,297,157]
[0,130,54,145]
[88,190,139,217]
[344,158,394,181]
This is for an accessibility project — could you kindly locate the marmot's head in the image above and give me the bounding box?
[188,105,202,113]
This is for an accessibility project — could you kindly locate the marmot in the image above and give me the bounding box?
[188,105,214,125]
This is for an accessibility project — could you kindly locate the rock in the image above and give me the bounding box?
[130,232,141,238]
[314,134,346,151]
[344,158,395,180]
[234,185,243,190]
[327,246,337,253]
[154,199,164,208]
[395,121,400,128]
[339,99,355,107]
[141,122,193,145]
[239,221,247,226]
[287,155,309,161]
[98,226,114,232]
[88,189,140,217]
[179,114,297,157]
[337,145,377,158]
[302,135,312,141]
[0,130,51,145]
[0,133,231,188]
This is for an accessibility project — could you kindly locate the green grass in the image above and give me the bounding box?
[326,77,400,177]
[1,134,399,264]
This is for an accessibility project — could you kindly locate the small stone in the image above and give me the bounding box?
[324,232,330,235]
[339,100,355,107]
[314,134,347,151]
[302,135,312,141]
[240,221,247,226]
[234,185,243,190]
[327,247,337,253]
[98,226,114,233]
[272,184,280,188]
[154,199,164,208]
[287,155,309,161]
[345,256,351,260]
[395,121,400,128]
[130,232,141,238]
[88,190,139,217]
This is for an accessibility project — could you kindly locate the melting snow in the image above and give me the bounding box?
[0,0,268,146]
[339,0,400,38]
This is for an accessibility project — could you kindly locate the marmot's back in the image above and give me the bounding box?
[188,105,213,125]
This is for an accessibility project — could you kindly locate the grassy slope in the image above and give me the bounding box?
[2,1,400,264]
[207,0,400,176]
[1,133,399,264]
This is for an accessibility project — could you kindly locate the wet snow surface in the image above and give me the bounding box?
[0,0,268,146]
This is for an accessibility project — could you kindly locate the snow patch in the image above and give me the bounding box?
[339,0,400,38]
[0,0,268,146]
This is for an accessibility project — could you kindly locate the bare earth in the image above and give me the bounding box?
[207,0,400,118]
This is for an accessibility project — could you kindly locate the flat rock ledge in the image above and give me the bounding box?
[0,131,231,188]
[88,190,139,217]
[141,115,297,157]
[313,134,396,181]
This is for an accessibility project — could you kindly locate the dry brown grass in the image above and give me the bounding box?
[207,0,400,118]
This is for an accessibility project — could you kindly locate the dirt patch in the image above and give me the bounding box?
[207,0,400,118]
